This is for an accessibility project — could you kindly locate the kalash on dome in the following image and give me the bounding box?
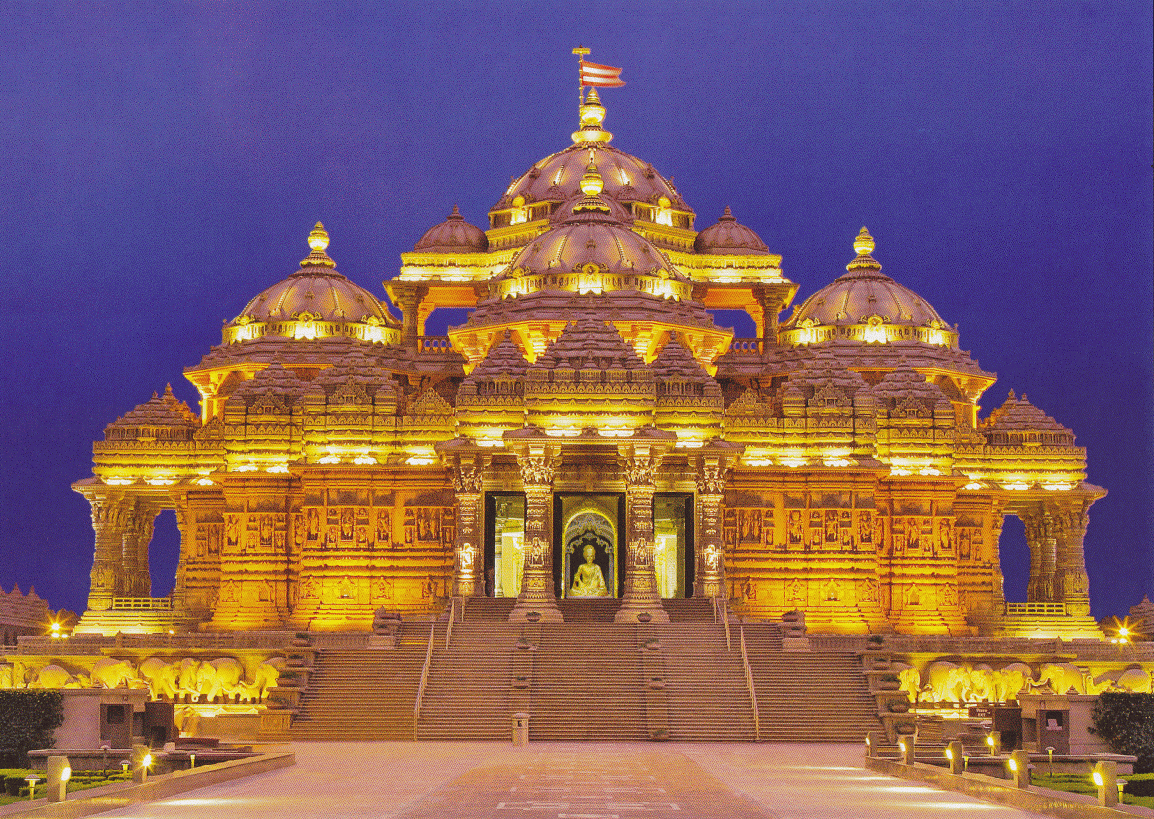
[72,54,1102,641]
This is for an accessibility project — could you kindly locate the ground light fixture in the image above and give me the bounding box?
[1118,780,1127,804]
[190,752,196,768]
[24,775,39,801]
[120,760,129,774]
[1046,746,1055,776]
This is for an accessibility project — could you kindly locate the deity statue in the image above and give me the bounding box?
[569,544,609,597]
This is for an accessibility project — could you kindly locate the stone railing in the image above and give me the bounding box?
[1004,602,1068,616]
[418,335,454,352]
[14,631,295,654]
[111,597,173,610]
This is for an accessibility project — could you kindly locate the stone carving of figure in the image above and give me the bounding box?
[788,510,804,545]
[569,544,609,597]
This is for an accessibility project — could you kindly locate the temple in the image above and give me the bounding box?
[72,86,1104,639]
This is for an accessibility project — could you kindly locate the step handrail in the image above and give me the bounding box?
[740,624,760,741]
[714,596,732,652]
[413,621,436,739]
[445,597,456,649]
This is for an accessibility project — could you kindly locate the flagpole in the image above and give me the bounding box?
[572,46,590,110]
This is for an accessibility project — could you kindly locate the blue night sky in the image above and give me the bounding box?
[1,2,1150,621]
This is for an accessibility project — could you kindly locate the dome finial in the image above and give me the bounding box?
[846,226,881,273]
[301,222,336,268]
[580,158,604,196]
[572,88,612,144]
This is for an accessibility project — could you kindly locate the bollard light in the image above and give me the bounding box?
[120,760,130,775]
[1046,746,1054,777]
[142,753,152,769]
[963,755,969,772]
[189,752,196,769]
[1118,780,1127,805]
[25,775,40,802]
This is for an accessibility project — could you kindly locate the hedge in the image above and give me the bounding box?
[1091,691,1154,773]
[0,690,63,768]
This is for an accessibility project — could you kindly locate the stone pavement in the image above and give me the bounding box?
[87,742,1052,819]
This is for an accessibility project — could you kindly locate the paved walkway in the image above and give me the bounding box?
[89,742,1051,819]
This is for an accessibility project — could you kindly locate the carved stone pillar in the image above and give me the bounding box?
[437,438,489,598]
[83,493,131,611]
[693,440,743,598]
[1022,507,1057,603]
[615,431,676,623]
[505,432,563,622]
[1052,499,1093,617]
[988,505,1006,609]
[391,283,428,351]
[121,503,156,598]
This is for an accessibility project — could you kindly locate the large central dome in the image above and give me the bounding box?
[487,90,695,251]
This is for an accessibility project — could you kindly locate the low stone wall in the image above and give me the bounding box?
[865,755,1144,818]
[0,750,294,819]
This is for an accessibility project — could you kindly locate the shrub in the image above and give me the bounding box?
[0,691,63,768]
[1091,692,1154,772]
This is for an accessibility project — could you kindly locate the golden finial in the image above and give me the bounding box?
[572,88,612,144]
[301,222,336,268]
[846,226,881,273]
[580,159,604,196]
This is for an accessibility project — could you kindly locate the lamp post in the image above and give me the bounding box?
[24,775,39,802]
[1046,746,1055,777]
[189,752,196,769]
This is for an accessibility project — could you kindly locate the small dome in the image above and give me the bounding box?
[782,228,954,348]
[694,207,769,255]
[414,206,488,253]
[230,223,393,329]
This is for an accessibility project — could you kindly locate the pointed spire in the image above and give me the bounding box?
[300,222,337,268]
[846,226,882,274]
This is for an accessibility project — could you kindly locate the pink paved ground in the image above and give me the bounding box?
[86,742,1053,819]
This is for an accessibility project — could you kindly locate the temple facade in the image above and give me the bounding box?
[73,89,1103,637]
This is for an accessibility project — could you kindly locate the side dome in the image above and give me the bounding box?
[694,207,769,254]
[414,205,488,253]
[780,228,956,348]
[225,223,400,345]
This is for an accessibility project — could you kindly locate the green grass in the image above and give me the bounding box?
[1032,772,1154,809]
[0,770,132,805]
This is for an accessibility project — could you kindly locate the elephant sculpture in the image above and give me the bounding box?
[30,664,82,689]
[1115,667,1152,693]
[177,658,201,698]
[968,664,996,703]
[924,660,969,703]
[90,657,139,689]
[247,657,285,702]
[195,657,244,702]
[139,657,181,699]
[892,662,921,703]
[993,663,1033,703]
[1035,662,1088,695]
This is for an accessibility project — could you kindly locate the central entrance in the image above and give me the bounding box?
[484,491,695,598]
[555,494,625,598]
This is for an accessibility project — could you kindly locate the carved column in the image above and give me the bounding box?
[82,493,131,611]
[505,433,563,622]
[988,505,1006,609]
[121,502,156,598]
[437,438,489,598]
[1052,498,1094,617]
[391,283,428,351]
[693,440,743,598]
[615,432,676,623]
[751,284,786,348]
[1022,506,1057,603]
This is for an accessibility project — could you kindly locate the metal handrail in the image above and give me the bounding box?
[740,625,760,741]
[413,621,436,739]
[715,596,732,652]
[445,598,458,649]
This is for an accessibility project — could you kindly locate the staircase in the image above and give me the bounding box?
[742,621,880,741]
[290,598,880,743]
[290,623,433,740]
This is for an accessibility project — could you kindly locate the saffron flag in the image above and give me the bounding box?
[580,60,625,88]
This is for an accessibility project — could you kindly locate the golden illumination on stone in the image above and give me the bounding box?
[68,75,1105,640]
